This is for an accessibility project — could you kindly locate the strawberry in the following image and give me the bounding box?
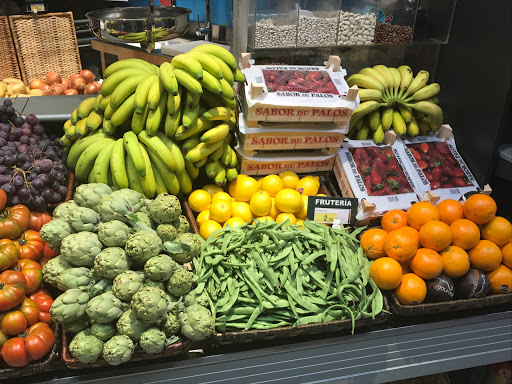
[358,160,372,176]
[387,157,401,175]
[370,170,382,188]
[450,177,467,187]
[416,160,428,170]
[420,153,430,161]
[386,176,400,190]
[432,166,443,180]
[441,183,454,188]
[371,189,388,196]
[353,147,368,162]
[430,181,441,189]
[384,148,395,162]
[419,143,430,153]
[442,162,455,176]
[398,175,409,188]
[366,147,382,158]
[409,148,421,161]
[373,161,387,180]
[364,175,372,193]
[444,154,457,165]
[434,141,451,155]
[439,175,449,184]
[423,170,434,181]
[374,154,388,164]
[453,167,466,177]
[397,185,413,194]
[381,184,394,195]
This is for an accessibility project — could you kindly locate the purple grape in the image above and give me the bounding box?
[32,165,41,174]
[0,106,5,114]
[3,99,12,107]
[19,136,29,145]
[28,144,37,152]
[13,127,22,138]
[21,162,31,171]
[8,134,15,142]
[0,175,10,186]
[4,155,15,167]
[18,186,30,199]
[46,149,56,160]
[18,144,29,153]
[12,175,24,189]
[0,131,8,140]
[28,138,36,145]
[1,183,15,195]
[39,159,53,172]
[33,195,47,211]
[54,163,66,173]
[0,157,4,166]
[14,116,24,127]
[17,153,27,163]
[51,192,61,204]
[32,134,41,141]
[31,178,43,190]
[0,138,5,147]
[10,195,21,205]
[52,171,64,181]
[50,180,60,191]
[27,172,37,182]
[38,174,49,185]
[39,140,50,149]
[32,124,44,135]
[21,194,33,207]
[25,114,38,126]
[57,185,68,197]
[0,165,6,174]
[41,188,53,201]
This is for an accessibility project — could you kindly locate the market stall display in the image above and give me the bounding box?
[28,70,101,97]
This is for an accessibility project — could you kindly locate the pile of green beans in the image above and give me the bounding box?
[193,220,383,333]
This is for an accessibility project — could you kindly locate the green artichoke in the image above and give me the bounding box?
[52,200,79,222]
[166,268,193,297]
[116,309,151,341]
[86,292,127,323]
[57,267,95,291]
[39,219,74,252]
[130,287,168,323]
[135,211,155,229]
[60,232,103,267]
[112,271,144,302]
[69,335,104,364]
[62,315,90,333]
[103,335,134,366]
[68,207,101,232]
[184,290,210,308]
[97,194,151,231]
[50,289,90,323]
[156,224,177,242]
[179,304,214,341]
[74,183,113,211]
[69,329,91,348]
[97,220,131,247]
[148,194,181,224]
[143,278,166,291]
[110,189,144,211]
[125,230,162,263]
[94,247,131,279]
[172,215,190,234]
[139,328,166,354]
[42,256,72,287]
[161,312,180,337]
[166,294,183,315]
[90,322,117,342]
[144,254,177,281]
[163,233,201,263]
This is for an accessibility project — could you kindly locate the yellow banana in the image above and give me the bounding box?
[123,131,146,176]
[397,65,413,99]
[202,106,231,121]
[398,105,412,123]
[220,142,232,167]
[182,102,200,129]
[392,110,407,136]
[111,94,136,127]
[85,110,103,132]
[103,58,156,78]
[406,83,440,102]
[229,149,237,169]
[176,169,192,194]
[138,143,156,198]
[74,118,87,138]
[155,132,185,174]
[167,88,182,115]
[102,119,117,137]
[368,109,380,131]
[373,125,384,144]
[214,167,226,186]
[404,70,430,97]
[381,107,393,130]
[103,102,116,120]
[59,134,74,148]
[101,68,148,96]
[358,88,384,102]
[186,91,201,109]
[181,135,201,154]
[131,104,150,135]
[92,140,115,184]
[172,54,203,80]
[201,123,230,143]
[175,68,203,94]
[70,108,79,125]
[186,140,225,163]
[407,101,443,132]
[146,90,167,136]
[208,141,225,161]
[347,73,385,93]
[134,75,158,113]
[219,78,235,100]
[360,68,388,90]
[388,67,401,98]
[185,159,199,181]
[77,97,96,120]
[190,44,237,71]
[147,77,165,110]
[164,109,181,138]
[93,94,103,112]
[209,55,234,86]
[200,70,223,95]
[174,117,213,141]
[187,51,223,80]
[138,130,175,171]
[110,139,129,189]
[125,154,145,195]
[349,100,383,128]
[159,62,179,96]
[98,93,112,113]
[407,117,420,137]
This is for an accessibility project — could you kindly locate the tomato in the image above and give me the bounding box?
[1,322,54,367]
[28,212,51,232]
[0,189,6,211]
[0,329,8,347]
[15,230,45,261]
[1,310,27,335]
[32,293,54,324]
[42,243,59,261]
[0,270,27,311]
[29,289,52,300]
[0,239,20,272]
[0,205,31,240]
[13,259,42,293]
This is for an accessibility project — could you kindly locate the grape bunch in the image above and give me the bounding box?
[0,99,68,212]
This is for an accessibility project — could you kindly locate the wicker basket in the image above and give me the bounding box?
[9,12,82,83]
[0,16,21,81]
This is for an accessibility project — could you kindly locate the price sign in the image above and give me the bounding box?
[29,4,46,12]
[307,196,358,225]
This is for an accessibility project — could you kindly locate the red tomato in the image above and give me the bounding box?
[0,205,31,240]
[28,212,51,232]
[0,189,6,211]
[0,270,27,311]
[13,259,42,293]
[29,289,52,300]
[15,230,45,261]
[0,239,20,272]
[1,310,28,335]
[31,293,54,324]
[42,244,59,260]
[1,322,54,367]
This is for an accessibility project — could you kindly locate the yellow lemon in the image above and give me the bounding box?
[249,191,272,217]
[209,200,232,223]
[275,188,302,213]
[269,197,281,219]
[212,191,233,203]
[188,190,211,212]
[223,217,246,228]
[296,176,320,196]
[316,194,327,197]
[235,176,259,202]
[202,184,223,197]
[279,171,299,189]
[228,180,237,197]
[296,219,304,228]
[253,216,274,224]
[259,175,283,197]
[199,220,222,240]
[196,210,210,227]
[231,202,253,223]
[276,213,297,225]
[295,195,308,220]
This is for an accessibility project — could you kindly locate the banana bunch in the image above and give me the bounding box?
[346,65,442,143]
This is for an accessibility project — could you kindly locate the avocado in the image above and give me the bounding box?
[426,274,455,302]
[454,268,491,299]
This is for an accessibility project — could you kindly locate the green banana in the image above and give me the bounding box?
[146,149,180,195]
[92,140,115,184]
[131,104,150,135]
[110,139,129,189]
[152,163,168,195]
[349,100,384,128]
[373,125,384,144]
[407,117,420,137]
[392,110,407,136]
[110,74,148,109]
[205,160,223,178]
[98,93,112,112]
[93,94,103,112]
[182,102,200,129]
[186,91,201,109]
[233,69,245,83]
[194,157,208,169]
[407,101,443,132]
[200,91,223,109]
[209,55,234,86]
[214,167,226,186]
[187,51,223,80]
[185,160,199,181]
[190,44,238,71]
[181,135,201,154]
[75,138,114,181]
[220,142,232,166]
[102,119,116,137]
[138,143,156,198]
[74,119,87,138]
[123,131,146,176]
[103,58,156,78]
[219,78,235,100]
[164,109,181,138]
[381,107,394,130]
[176,168,192,194]
[368,109,380,131]
[146,90,168,135]
[175,68,203,94]
[171,54,203,80]
[419,118,431,135]
[147,76,165,110]
[226,168,238,182]
[200,70,223,95]
[159,62,179,96]
[221,96,237,110]
[398,105,412,123]
[111,93,136,127]
[155,132,185,174]
[138,131,175,171]
[85,111,103,132]
[207,141,225,161]
[67,132,107,170]
[101,68,147,96]
[125,154,145,195]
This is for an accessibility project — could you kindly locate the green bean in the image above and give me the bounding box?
[220,279,228,293]
[245,302,263,330]
[216,313,247,322]
[284,281,320,313]
[217,287,239,313]
[195,268,213,284]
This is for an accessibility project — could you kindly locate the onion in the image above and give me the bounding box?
[69,73,81,81]
[47,84,65,96]
[92,81,102,90]
[45,72,62,85]
[61,78,69,89]
[29,78,44,90]
[39,83,50,93]
[69,76,86,91]
[64,89,78,95]
[84,82,100,95]
[80,69,95,84]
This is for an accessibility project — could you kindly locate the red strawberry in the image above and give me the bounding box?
[386,176,400,190]
[442,162,455,176]
[398,176,409,188]
[371,189,388,196]
[374,154,388,164]
[430,181,441,189]
[444,154,457,165]
[450,177,467,187]
[387,157,401,175]
[439,175,449,184]
[370,170,382,187]
[384,148,395,162]
[416,160,428,170]
[419,143,430,153]
[364,176,372,193]
[397,185,413,194]
[306,71,322,81]
[373,161,387,180]
[366,147,382,158]
[420,153,431,161]
[293,71,305,79]
[353,148,368,161]
[434,141,451,155]
[381,184,394,195]
[453,167,466,177]
[358,160,372,176]
[432,166,443,180]
[423,170,434,181]
[441,183,454,188]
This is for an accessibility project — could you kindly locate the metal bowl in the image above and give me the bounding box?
[86,6,191,46]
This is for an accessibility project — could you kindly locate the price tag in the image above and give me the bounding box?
[29,4,46,12]
[307,196,358,225]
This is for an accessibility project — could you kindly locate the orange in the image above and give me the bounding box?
[399,260,412,275]
[383,227,419,262]
[409,248,443,280]
[228,179,237,197]
[231,202,253,223]
[249,191,272,217]
[235,176,259,202]
[212,191,233,203]
[369,257,402,290]
[463,194,497,224]
[259,175,283,197]
[418,220,453,252]
[202,184,223,197]
[187,190,211,213]
[196,210,210,227]
[394,273,427,305]
[436,199,464,225]
[468,240,503,271]
[401,226,420,242]
[209,200,232,223]
[440,245,470,278]
[502,242,512,269]
[199,220,222,240]
[481,216,512,247]
[275,189,302,213]
[407,202,439,230]
[450,219,481,250]
[381,209,408,232]
[360,228,388,259]
[276,213,297,225]
[279,171,299,189]
[486,264,512,294]
[223,217,246,228]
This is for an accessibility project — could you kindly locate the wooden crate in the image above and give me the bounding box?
[0,16,21,81]
[9,12,82,83]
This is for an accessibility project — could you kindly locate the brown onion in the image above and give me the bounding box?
[69,76,86,91]
[39,83,50,93]
[69,73,81,81]
[84,82,100,95]
[29,78,44,90]
[47,84,65,96]
[61,78,69,89]
[45,71,62,85]
[64,89,78,95]
[80,69,95,84]
[92,81,102,90]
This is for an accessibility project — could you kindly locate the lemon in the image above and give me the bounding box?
[223,217,246,228]
[295,195,308,220]
[279,171,299,189]
[202,184,223,197]
[228,179,237,197]
[253,216,274,224]
[199,220,222,240]
[259,175,284,197]
[296,219,304,228]
[196,210,210,227]
[296,176,320,196]
[275,188,302,213]
[249,191,272,217]
[188,190,211,212]
[212,191,233,203]
[316,194,327,197]
[231,202,253,223]
[235,176,259,202]
[276,213,297,225]
[209,200,232,223]
[269,197,281,219]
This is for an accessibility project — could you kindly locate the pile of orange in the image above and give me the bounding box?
[361,194,512,305]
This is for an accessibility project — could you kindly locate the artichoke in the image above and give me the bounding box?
[86,292,127,323]
[156,224,177,242]
[148,194,181,224]
[63,315,90,333]
[53,200,79,222]
[74,183,113,210]
[161,312,180,337]
[184,291,210,308]
[97,220,131,247]
[143,278,166,291]
[172,215,190,234]
[50,289,90,323]
[69,207,101,233]
[90,322,117,342]
[139,328,166,354]
[166,294,184,315]
[135,211,155,229]
[179,304,214,341]
[125,230,162,263]
[163,233,201,263]
[110,189,144,211]
[69,335,104,364]
[60,232,103,267]
[116,309,151,341]
[69,329,91,348]
[144,254,178,281]
[94,247,131,279]
[58,267,95,291]
[130,287,168,324]
[166,268,193,297]
[39,219,74,251]
[112,271,144,302]
[42,256,72,287]
[103,335,134,366]
[97,194,151,231]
